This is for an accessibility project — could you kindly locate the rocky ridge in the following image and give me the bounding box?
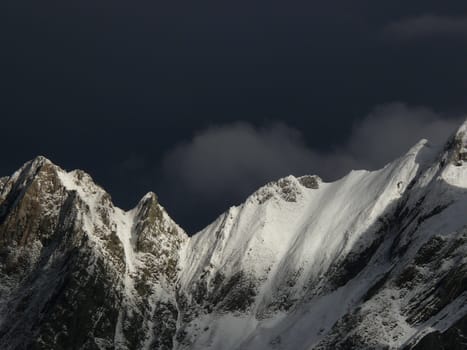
[0,120,466,349]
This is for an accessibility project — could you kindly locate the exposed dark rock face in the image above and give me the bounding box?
[298,175,321,189]
[408,313,467,350]
[0,157,187,350]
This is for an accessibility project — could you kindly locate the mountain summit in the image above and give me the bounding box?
[0,120,466,350]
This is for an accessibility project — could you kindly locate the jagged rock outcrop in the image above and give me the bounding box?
[0,120,466,349]
[0,157,187,350]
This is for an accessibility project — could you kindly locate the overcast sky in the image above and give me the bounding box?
[1,0,466,233]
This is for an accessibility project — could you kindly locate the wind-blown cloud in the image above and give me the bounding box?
[163,103,461,188]
[161,122,318,200]
[343,103,462,171]
[384,15,467,40]
[159,103,463,231]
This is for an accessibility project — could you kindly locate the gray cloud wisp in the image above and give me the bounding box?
[161,103,463,211]
[384,14,467,40]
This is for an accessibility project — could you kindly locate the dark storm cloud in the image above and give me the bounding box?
[161,104,463,221]
[384,15,467,40]
[2,0,467,233]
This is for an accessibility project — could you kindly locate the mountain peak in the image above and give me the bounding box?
[138,191,159,206]
[17,155,57,179]
[450,118,467,165]
[458,117,467,133]
[448,117,467,150]
[30,155,53,166]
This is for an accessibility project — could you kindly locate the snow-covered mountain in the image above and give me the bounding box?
[0,120,466,349]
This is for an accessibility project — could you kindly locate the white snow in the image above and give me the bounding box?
[179,138,431,297]
[176,123,467,349]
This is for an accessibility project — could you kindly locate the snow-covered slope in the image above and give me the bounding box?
[175,142,425,344]
[0,119,466,349]
[174,120,467,350]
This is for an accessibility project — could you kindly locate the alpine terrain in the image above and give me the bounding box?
[0,119,466,350]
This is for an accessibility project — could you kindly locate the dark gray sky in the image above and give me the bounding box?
[1,0,466,233]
